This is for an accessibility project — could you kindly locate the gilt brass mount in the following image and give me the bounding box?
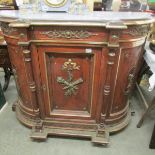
[57,59,83,96]
[124,67,136,96]
[41,30,97,39]
[123,25,149,37]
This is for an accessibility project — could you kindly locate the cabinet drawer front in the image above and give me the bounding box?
[31,26,108,43]
[37,46,103,121]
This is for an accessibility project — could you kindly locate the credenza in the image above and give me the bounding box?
[0,10,153,145]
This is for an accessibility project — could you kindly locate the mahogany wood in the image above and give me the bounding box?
[0,11,153,145]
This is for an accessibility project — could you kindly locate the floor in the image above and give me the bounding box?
[0,70,155,155]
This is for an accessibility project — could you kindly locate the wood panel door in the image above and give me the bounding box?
[37,46,104,123]
[111,46,143,114]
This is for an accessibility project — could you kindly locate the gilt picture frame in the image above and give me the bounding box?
[0,0,18,10]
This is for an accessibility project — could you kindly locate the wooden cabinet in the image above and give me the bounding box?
[0,11,153,145]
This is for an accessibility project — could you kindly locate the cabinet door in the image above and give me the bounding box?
[37,46,103,122]
[111,46,143,114]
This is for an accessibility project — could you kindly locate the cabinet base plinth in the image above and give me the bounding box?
[30,126,109,145]
[14,102,131,144]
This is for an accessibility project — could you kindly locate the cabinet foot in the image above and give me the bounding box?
[30,122,48,141]
[30,127,48,141]
[92,129,109,145]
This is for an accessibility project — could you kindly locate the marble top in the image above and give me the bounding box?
[0,10,154,27]
[0,10,153,21]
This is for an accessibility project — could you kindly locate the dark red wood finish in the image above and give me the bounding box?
[0,18,151,144]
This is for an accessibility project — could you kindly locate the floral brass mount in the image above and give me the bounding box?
[123,25,149,37]
[124,67,136,96]
[57,59,83,96]
[41,30,97,39]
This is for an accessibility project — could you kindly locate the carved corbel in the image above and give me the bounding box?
[108,31,120,47]
[107,21,127,47]
[9,20,31,41]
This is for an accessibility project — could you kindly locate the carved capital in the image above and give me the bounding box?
[108,31,120,47]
